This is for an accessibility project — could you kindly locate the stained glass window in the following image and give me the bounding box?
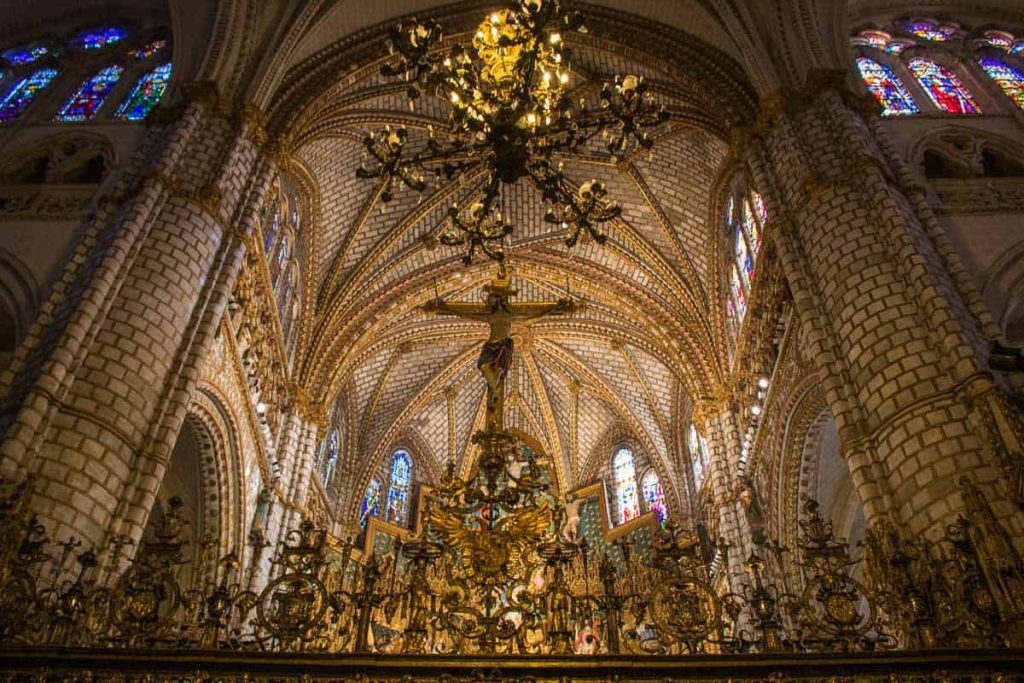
[55,65,123,122]
[75,27,127,50]
[735,226,753,288]
[855,58,919,117]
[640,470,666,526]
[905,21,957,42]
[980,59,1024,111]
[387,450,413,526]
[264,204,280,254]
[272,232,290,288]
[907,58,981,114]
[742,199,762,254]
[2,44,48,65]
[725,195,735,226]
[612,447,639,524]
[0,68,58,123]
[689,425,710,490]
[726,297,739,335]
[360,479,382,529]
[730,264,747,323]
[115,63,172,121]
[131,40,168,61]
[982,31,1015,52]
[323,430,339,485]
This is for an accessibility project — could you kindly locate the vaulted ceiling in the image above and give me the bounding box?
[270,6,742,516]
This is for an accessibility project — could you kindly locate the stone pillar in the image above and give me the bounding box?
[699,401,754,591]
[746,77,1023,543]
[0,94,273,550]
[247,408,320,593]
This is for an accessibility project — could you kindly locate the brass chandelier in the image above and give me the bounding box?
[356,0,669,264]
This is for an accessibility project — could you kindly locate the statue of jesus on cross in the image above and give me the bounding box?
[422,271,574,433]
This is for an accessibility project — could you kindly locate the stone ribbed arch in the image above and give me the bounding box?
[260,1,759,138]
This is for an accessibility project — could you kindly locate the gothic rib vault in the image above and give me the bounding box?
[271,12,746,521]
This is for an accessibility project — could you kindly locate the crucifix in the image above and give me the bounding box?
[422,269,574,433]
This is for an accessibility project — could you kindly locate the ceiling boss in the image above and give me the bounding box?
[356,0,670,265]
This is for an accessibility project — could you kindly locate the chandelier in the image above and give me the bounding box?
[356,0,669,264]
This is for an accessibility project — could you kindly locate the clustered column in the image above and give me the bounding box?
[0,93,273,552]
[747,80,1023,544]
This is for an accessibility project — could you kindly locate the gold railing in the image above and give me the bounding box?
[2,430,1024,679]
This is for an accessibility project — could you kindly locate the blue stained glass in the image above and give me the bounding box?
[2,44,48,65]
[0,68,58,123]
[730,264,747,323]
[855,58,919,117]
[613,447,639,524]
[908,58,981,114]
[689,425,709,490]
[387,450,413,526]
[55,65,123,122]
[980,59,1024,111]
[735,226,753,288]
[360,479,382,529]
[641,470,666,526]
[905,21,957,42]
[115,63,172,121]
[75,27,127,50]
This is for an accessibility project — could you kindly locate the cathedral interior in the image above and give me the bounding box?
[1,0,1024,680]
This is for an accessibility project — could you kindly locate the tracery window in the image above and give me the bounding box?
[0,27,171,124]
[907,58,981,114]
[855,57,919,117]
[2,45,48,65]
[116,63,172,121]
[979,59,1024,111]
[386,450,413,527]
[851,20,1024,117]
[74,27,127,50]
[359,479,382,529]
[723,184,767,342]
[0,68,58,123]
[689,424,710,491]
[612,446,640,524]
[640,469,666,526]
[55,65,123,122]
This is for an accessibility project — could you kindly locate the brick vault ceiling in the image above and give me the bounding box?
[285,10,732,517]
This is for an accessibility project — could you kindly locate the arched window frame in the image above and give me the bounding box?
[906,55,983,114]
[359,478,382,529]
[385,449,414,527]
[721,179,768,348]
[639,468,667,526]
[611,445,640,525]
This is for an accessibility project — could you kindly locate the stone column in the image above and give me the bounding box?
[0,92,273,550]
[247,407,320,593]
[698,400,754,591]
[746,76,1023,543]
